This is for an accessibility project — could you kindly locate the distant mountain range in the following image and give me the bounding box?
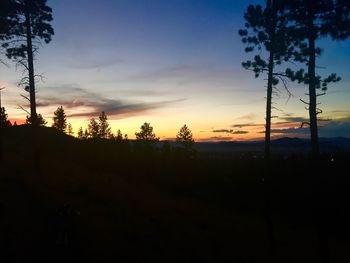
[191,137,350,156]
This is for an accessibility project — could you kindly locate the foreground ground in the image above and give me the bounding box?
[1,126,350,262]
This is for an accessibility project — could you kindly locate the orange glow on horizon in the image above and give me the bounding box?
[8,117,310,142]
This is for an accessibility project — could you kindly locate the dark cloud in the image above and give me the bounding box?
[213,129,249,134]
[37,84,185,119]
[269,127,309,135]
[267,120,350,138]
[231,123,264,128]
[205,136,233,141]
[232,130,249,134]
[68,99,184,119]
[279,116,309,123]
[319,121,350,137]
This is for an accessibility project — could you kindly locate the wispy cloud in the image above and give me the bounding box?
[68,57,124,69]
[198,136,233,142]
[67,99,184,119]
[213,129,249,134]
[235,113,257,121]
[124,64,260,93]
[232,123,264,128]
[278,116,309,123]
[269,127,309,135]
[36,84,185,119]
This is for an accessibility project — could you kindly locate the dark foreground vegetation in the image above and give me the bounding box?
[1,125,350,262]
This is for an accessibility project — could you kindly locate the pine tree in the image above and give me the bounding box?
[84,128,89,139]
[2,0,54,127]
[116,129,123,141]
[0,0,18,65]
[176,124,194,149]
[77,127,84,139]
[88,118,99,139]
[52,106,67,132]
[284,0,349,158]
[67,123,73,136]
[239,0,292,160]
[135,122,159,141]
[26,113,47,126]
[98,111,112,139]
[0,107,11,127]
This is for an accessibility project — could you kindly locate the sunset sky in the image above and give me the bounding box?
[1,0,349,141]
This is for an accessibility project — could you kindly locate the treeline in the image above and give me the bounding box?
[0,105,195,147]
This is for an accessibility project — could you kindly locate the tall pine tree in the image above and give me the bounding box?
[2,0,54,126]
[239,0,292,160]
[88,118,99,139]
[284,0,349,158]
[52,106,67,132]
[135,122,159,141]
[176,124,194,149]
[98,111,112,139]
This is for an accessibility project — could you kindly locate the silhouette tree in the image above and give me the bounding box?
[67,123,73,136]
[239,0,292,160]
[98,111,112,139]
[2,0,54,126]
[77,127,84,139]
[88,118,99,139]
[116,129,123,141]
[284,0,349,158]
[0,0,18,64]
[84,128,89,139]
[283,3,349,262]
[176,124,194,149]
[26,113,46,126]
[52,106,67,132]
[135,122,159,141]
[325,0,350,39]
[0,107,11,127]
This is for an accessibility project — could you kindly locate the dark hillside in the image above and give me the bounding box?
[1,126,350,262]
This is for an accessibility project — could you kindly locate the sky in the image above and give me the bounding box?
[0,0,349,141]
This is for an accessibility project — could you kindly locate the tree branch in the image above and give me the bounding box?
[300,99,310,105]
[17,105,30,115]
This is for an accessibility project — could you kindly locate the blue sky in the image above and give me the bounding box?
[1,0,349,140]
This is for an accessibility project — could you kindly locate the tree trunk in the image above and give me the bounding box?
[0,94,3,163]
[264,0,277,255]
[265,0,277,161]
[25,4,40,175]
[307,4,328,263]
[0,118,2,164]
[307,5,320,160]
[265,53,274,161]
[25,7,37,125]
